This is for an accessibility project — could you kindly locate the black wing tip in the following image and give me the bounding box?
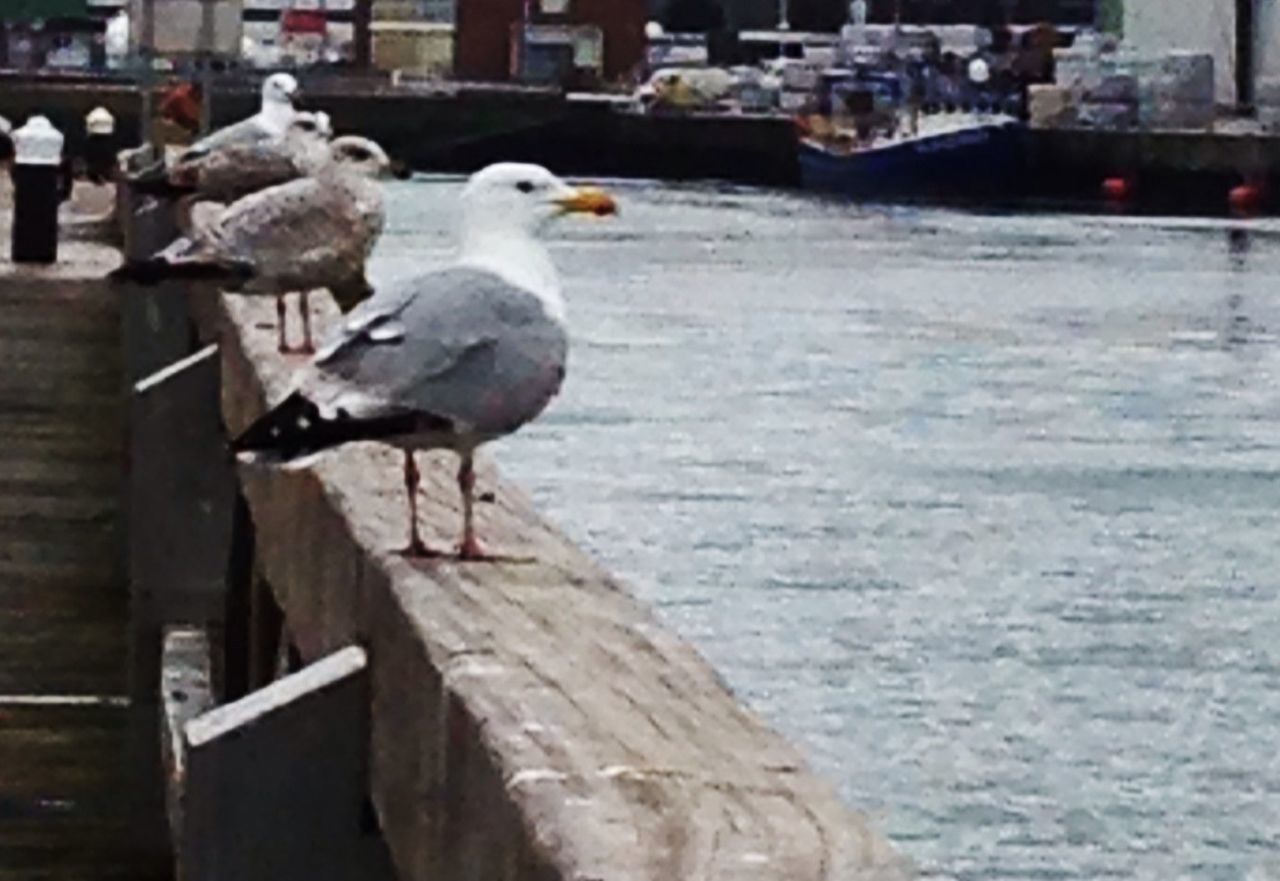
[126,177,198,198]
[106,259,254,286]
[106,259,166,285]
[233,392,452,465]
[231,392,313,457]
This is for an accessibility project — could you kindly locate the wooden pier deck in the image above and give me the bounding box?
[0,183,908,881]
[0,243,166,880]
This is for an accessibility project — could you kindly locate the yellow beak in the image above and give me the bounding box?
[555,186,618,217]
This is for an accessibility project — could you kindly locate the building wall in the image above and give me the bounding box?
[1255,0,1280,85]
[574,0,645,77]
[650,0,1097,34]
[455,0,645,81]
[453,0,517,79]
[1124,0,1236,104]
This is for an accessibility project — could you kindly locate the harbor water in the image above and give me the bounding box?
[373,178,1280,881]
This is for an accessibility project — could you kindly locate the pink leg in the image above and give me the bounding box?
[457,453,487,560]
[275,294,291,353]
[298,291,315,355]
[399,452,443,558]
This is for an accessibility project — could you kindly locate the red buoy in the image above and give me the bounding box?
[1229,183,1264,215]
[1102,176,1133,201]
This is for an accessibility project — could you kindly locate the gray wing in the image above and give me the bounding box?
[308,267,569,437]
[178,114,273,161]
[170,139,301,202]
[161,175,380,294]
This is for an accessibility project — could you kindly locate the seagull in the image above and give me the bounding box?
[125,73,301,189]
[164,110,333,205]
[231,163,617,560]
[178,72,300,160]
[108,136,391,354]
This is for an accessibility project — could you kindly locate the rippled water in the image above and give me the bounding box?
[373,178,1280,881]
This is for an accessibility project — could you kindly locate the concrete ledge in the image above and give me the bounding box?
[198,290,910,881]
[1029,126,1280,176]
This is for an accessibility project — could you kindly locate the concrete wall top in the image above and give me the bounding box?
[194,288,912,881]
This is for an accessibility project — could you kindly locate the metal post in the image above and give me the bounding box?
[354,0,372,69]
[9,117,65,264]
[198,0,217,135]
[85,107,117,183]
[1237,0,1256,114]
[139,0,158,149]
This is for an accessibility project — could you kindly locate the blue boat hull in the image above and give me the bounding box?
[798,121,1026,199]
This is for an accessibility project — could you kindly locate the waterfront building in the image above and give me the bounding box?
[1124,0,1276,110]
[650,0,1096,37]
[0,0,107,70]
[455,0,646,85]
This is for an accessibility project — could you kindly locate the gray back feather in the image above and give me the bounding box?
[158,171,383,295]
[180,115,273,160]
[312,267,568,438]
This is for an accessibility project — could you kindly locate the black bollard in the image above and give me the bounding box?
[9,116,65,264]
[84,106,116,184]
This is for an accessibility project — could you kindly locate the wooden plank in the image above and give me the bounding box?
[129,343,237,627]
[0,250,169,880]
[119,281,195,389]
[220,494,255,702]
[118,183,179,265]
[0,704,169,881]
[205,292,911,881]
[159,626,215,845]
[127,343,237,872]
[180,646,394,881]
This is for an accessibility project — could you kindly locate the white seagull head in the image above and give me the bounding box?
[460,163,617,239]
[329,135,392,178]
[262,72,300,108]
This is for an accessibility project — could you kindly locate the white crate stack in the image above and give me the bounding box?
[1051,38,1215,132]
[1139,51,1215,130]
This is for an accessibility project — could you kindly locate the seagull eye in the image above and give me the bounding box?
[516,181,535,194]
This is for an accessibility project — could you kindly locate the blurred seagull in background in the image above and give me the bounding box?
[109,135,391,354]
[179,72,300,158]
[163,110,333,206]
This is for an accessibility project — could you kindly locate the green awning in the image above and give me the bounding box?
[1,0,90,21]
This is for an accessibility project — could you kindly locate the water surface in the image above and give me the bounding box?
[374,178,1280,881]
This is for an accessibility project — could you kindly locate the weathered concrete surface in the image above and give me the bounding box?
[0,245,168,880]
[196,289,911,881]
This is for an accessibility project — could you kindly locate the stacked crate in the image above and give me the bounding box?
[1051,39,1215,132]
